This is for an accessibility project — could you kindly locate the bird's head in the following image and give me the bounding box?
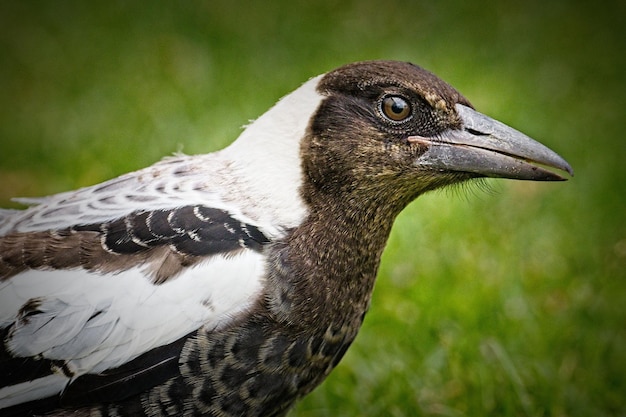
[299,60,572,210]
[225,60,572,226]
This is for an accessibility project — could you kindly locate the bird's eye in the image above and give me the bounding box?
[380,96,412,122]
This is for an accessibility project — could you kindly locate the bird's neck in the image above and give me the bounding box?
[266,192,404,332]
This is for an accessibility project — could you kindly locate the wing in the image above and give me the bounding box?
[0,157,273,413]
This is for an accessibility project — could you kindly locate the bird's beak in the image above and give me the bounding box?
[409,104,574,181]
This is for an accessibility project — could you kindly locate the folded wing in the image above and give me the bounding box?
[0,162,272,413]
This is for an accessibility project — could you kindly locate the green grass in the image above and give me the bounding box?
[1,1,624,416]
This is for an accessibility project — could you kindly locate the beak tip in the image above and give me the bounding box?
[533,159,574,181]
[553,157,574,179]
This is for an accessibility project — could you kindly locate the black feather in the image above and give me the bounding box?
[73,205,270,256]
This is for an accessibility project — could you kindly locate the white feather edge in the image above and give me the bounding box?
[0,250,266,406]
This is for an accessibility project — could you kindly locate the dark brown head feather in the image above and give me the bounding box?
[318,60,473,115]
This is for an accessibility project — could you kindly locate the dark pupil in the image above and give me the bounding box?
[390,98,405,114]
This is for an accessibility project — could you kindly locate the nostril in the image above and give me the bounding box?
[465,127,489,136]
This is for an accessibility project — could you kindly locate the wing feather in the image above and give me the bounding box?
[0,198,270,410]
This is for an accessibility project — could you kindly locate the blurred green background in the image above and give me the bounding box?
[1,1,624,416]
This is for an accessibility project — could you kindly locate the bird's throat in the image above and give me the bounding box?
[266,195,399,332]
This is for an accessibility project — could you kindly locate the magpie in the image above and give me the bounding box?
[0,60,572,417]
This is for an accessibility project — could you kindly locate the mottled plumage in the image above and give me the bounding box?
[0,61,572,416]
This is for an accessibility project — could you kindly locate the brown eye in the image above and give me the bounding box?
[381,96,411,121]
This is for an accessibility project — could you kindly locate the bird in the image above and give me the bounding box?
[0,60,572,417]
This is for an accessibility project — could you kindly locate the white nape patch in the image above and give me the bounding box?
[221,75,325,229]
[0,250,266,379]
[0,374,69,409]
[0,75,325,238]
